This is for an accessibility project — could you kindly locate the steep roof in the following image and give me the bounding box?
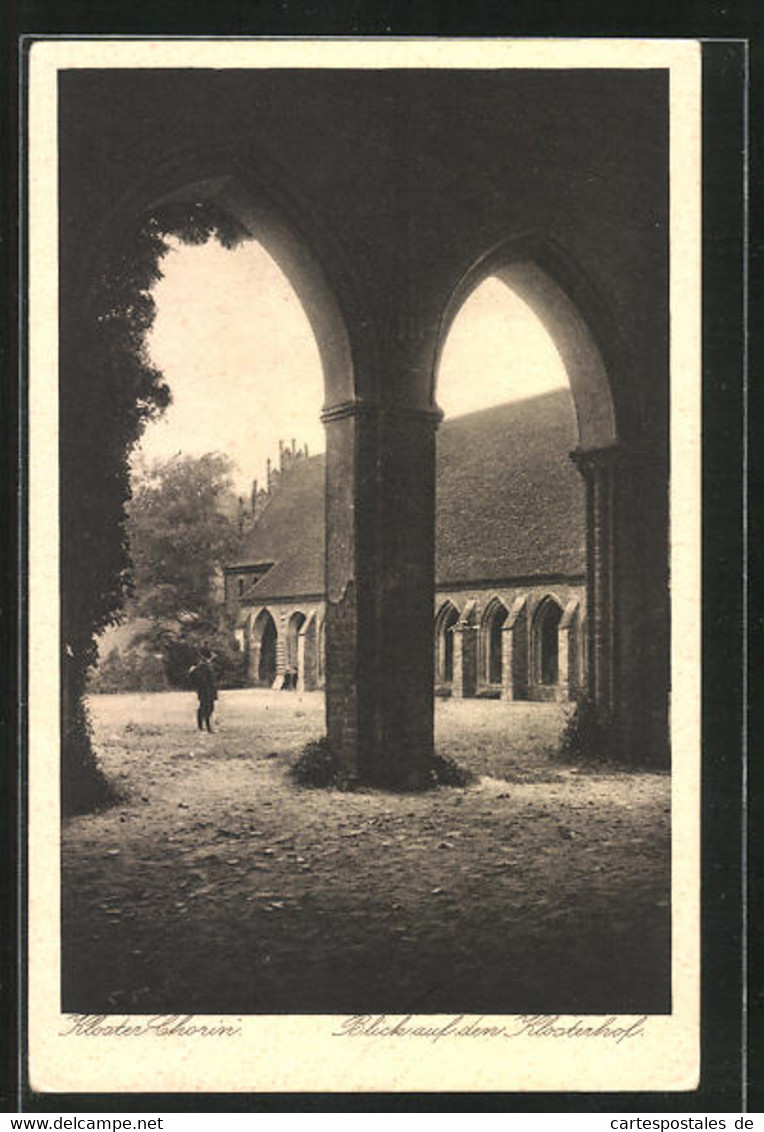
[229,452,326,597]
[232,389,585,601]
[435,390,585,583]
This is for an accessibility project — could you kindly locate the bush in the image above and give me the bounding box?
[558,696,616,764]
[289,738,351,789]
[428,752,476,787]
[87,646,169,694]
[290,739,475,792]
[88,618,248,694]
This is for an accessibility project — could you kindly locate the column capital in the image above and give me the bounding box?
[321,398,444,427]
[570,439,660,477]
[569,443,623,477]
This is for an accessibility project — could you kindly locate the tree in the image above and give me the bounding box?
[60,200,249,814]
[126,453,244,688]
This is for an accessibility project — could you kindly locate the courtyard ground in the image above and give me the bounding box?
[62,689,671,1016]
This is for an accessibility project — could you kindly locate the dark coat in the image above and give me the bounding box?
[190,661,217,705]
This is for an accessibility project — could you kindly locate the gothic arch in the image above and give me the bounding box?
[531,595,565,690]
[251,608,278,688]
[434,599,460,685]
[433,236,629,723]
[433,236,621,448]
[75,154,362,410]
[480,597,509,687]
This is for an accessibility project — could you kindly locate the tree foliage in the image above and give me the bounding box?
[129,452,239,620]
[61,200,250,814]
[125,453,245,689]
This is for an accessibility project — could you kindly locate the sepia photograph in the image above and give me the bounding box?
[26,38,702,1094]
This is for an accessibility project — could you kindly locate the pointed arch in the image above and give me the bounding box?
[480,596,510,687]
[532,594,565,689]
[433,235,622,448]
[251,607,278,687]
[433,235,628,718]
[434,599,460,685]
[79,160,363,411]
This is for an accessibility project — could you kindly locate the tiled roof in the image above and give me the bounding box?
[435,390,586,583]
[232,389,585,602]
[229,453,326,598]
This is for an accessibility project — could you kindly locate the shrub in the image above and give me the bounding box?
[87,646,168,694]
[428,752,476,787]
[558,696,616,764]
[289,741,475,791]
[289,737,350,789]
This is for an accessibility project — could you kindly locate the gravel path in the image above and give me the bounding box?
[62,690,671,1016]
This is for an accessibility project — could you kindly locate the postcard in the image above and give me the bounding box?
[26,37,701,1095]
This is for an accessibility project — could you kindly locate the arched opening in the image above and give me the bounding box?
[69,165,364,778]
[434,600,460,685]
[534,597,563,687]
[252,609,278,687]
[286,611,306,682]
[435,250,617,449]
[481,599,509,688]
[435,245,618,717]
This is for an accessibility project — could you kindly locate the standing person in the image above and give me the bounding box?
[189,648,217,733]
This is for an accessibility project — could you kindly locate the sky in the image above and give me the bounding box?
[135,237,568,495]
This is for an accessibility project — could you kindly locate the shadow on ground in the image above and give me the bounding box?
[62,690,671,1016]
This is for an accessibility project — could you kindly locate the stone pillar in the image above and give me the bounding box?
[274,616,287,689]
[501,596,528,701]
[247,640,260,686]
[322,399,441,787]
[296,630,308,692]
[570,442,671,766]
[558,597,580,702]
[571,447,619,717]
[500,627,515,700]
[557,625,570,701]
[297,615,318,692]
[451,621,478,699]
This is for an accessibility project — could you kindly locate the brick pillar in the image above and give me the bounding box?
[297,616,318,692]
[557,624,570,701]
[559,597,581,701]
[296,630,308,692]
[452,624,477,698]
[274,615,287,689]
[501,595,528,701]
[322,399,441,787]
[500,625,515,701]
[247,639,259,685]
